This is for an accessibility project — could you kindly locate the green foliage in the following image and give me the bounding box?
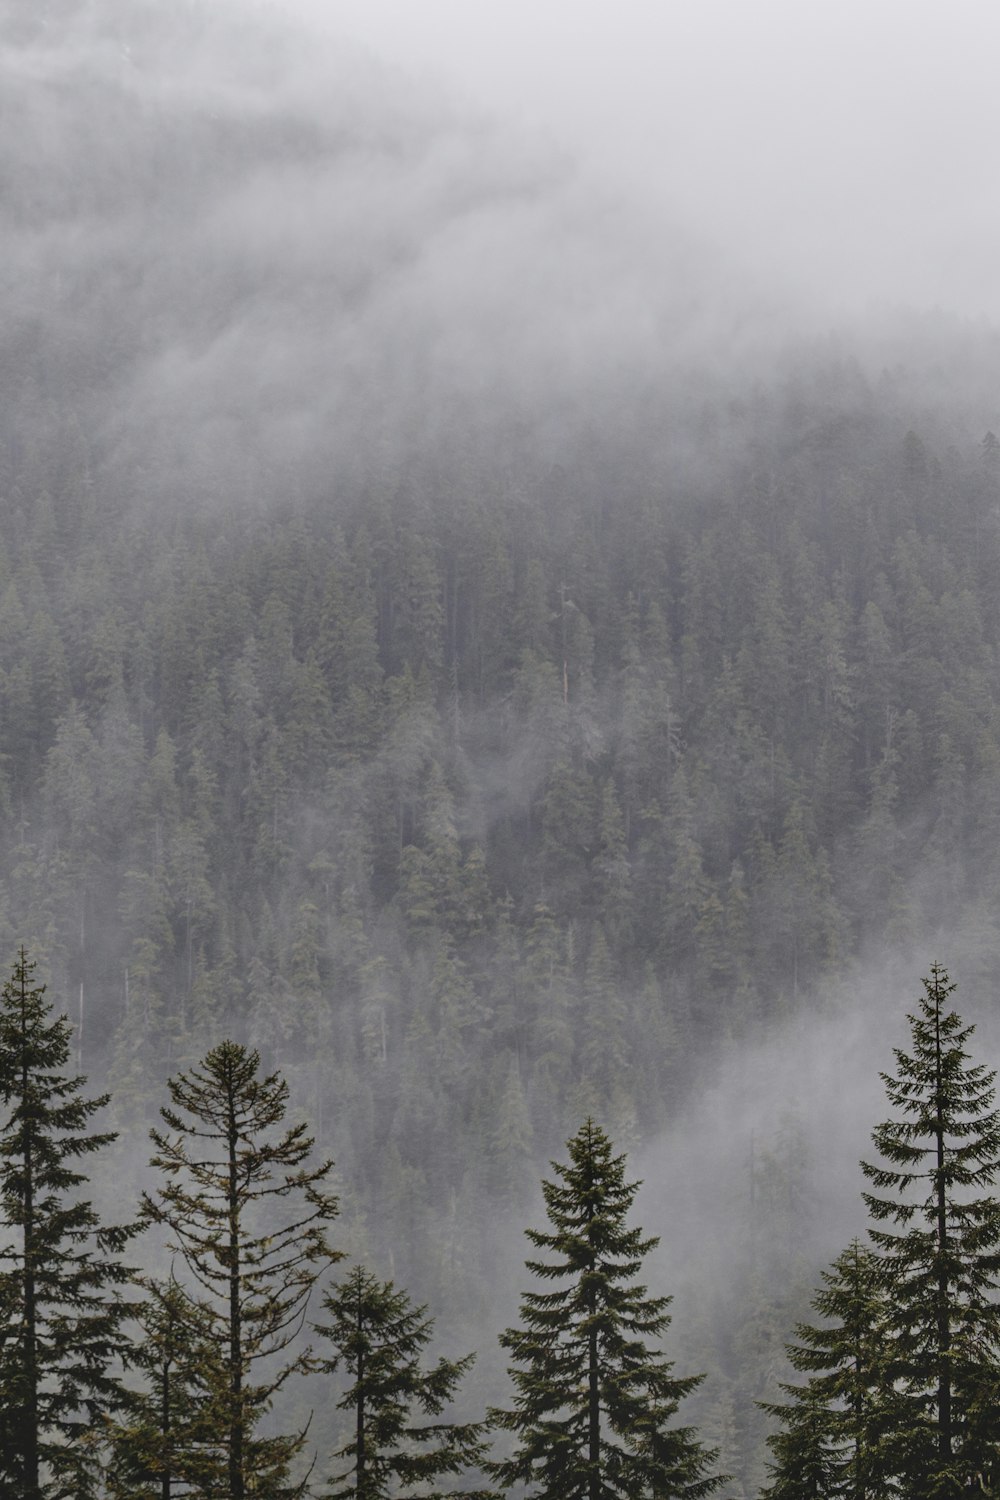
[760,1241,898,1498]
[762,966,1000,1496]
[489,1119,723,1499]
[107,1273,222,1499]
[317,1264,491,1499]
[860,963,1000,1491]
[0,949,136,1499]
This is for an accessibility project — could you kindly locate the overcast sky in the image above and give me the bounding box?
[304,0,1000,323]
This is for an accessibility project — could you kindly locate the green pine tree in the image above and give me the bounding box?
[141,1041,342,1500]
[760,1239,898,1498]
[489,1118,723,1499]
[861,963,1000,1493]
[0,947,137,1500]
[317,1263,491,1499]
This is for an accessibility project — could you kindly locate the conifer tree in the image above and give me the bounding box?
[489,1118,723,1499]
[0,947,137,1499]
[317,1263,491,1499]
[107,1273,221,1500]
[142,1040,341,1500]
[861,963,1000,1493]
[760,1239,898,1498]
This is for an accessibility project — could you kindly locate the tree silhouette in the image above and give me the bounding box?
[489,1118,722,1499]
[0,948,136,1499]
[318,1263,490,1498]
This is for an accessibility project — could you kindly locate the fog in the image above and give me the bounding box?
[9,0,1000,520]
[314,0,1000,323]
[5,0,793,513]
[6,1,1000,1493]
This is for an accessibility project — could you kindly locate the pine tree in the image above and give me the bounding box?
[0,947,137,1499]
[760,1239,899,1498]
[489,1118,723,1499]
[108,1273,221,1500]
[861,962,1000,1493]
[141,1040,342,1499]
[317,1263,491,1499]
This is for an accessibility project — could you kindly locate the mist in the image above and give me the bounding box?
[6,0,1000,1494]
[316,0,1000,323]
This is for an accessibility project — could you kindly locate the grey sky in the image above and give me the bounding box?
[303,0,1000,322]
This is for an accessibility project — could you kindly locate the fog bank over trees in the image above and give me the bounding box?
[5,1,1000,1489]
[321,0,1000,322]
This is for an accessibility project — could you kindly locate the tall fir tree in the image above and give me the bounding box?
[0,948,137,1500]
[861,963,1000,1494]
[489,1118,723,1500]
[141,1041,342,1500]
[317,1263,491,1499]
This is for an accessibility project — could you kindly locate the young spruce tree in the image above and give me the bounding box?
[317,1263,492,1499]
[489,1118,723,1500]
[760,1239,898,1498]
[861,962,1000,1493]
[142,1040,341,1499]
[0,948,136,1500]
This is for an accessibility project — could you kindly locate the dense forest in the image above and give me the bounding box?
[5,0,1000,1492]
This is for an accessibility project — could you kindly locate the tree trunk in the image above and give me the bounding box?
[586,1132,600,1500]
[933,982,952,1464]
[356,1297,367,1500]
[589,1313,600,1500]
[228,1084,244,1500]
[20,961,40,1500]
[161,1356,171,1500]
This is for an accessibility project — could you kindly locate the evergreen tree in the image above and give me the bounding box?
[861,963,1000,1493]
[760,1239,898,1498]
[317,1263,491,1499]
[0,948,136,1499]
[108,1273,221,1500]
[489,1119,723,1499]
[141,1041,341,1499]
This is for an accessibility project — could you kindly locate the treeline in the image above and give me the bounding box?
[0,949,718,1498]
[4,950,1000,1496]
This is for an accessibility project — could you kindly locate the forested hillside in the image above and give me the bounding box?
[5,1,1000,1491]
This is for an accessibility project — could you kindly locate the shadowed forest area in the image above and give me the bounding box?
[5,0,1000,1492]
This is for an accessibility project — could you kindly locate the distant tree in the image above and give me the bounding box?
[861,963,1000,1492]
[142,1040,341,1499]
[0,948,136,1500]
[317,1263,491,1499]
[489,1118,723,1499]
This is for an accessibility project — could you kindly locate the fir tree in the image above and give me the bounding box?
[861,962,1000,1493]
[489,1118,723,1499]
[107,1273,221,1500]
[141,1040,341,1500]
[317,1263,491,1499]
[760,1239,898,1498]
[0,947,137,1500]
